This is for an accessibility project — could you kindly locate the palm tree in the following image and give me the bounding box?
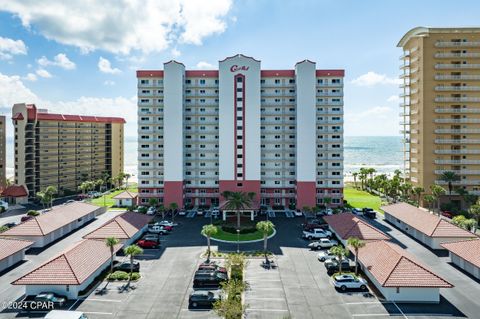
[330,245,348,274]
[359,168,369,190]
[302,206,311,223]
[169,202,179,223]
[412,186,424,207]
[468,204,480,233]
[36,191,48,209]
[430,185,446,215]
[347,237,365,276]
[123,244,143,286]
[149,198,158,208]
[221,191,255,230]
[352,172,358,188]
[256,221,275,263]
[423,195,435,212]
[202,224,218,262]
[440,171,460,199]
[105,237,120,274]
[158,204,165,219]
[124,173,131,189]
[323,197,332,209]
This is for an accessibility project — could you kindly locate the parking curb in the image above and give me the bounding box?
[207,229,277,244]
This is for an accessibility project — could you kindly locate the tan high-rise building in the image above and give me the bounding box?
[0,115,6,188]
[398,27,480,197]
[12,103,125,198]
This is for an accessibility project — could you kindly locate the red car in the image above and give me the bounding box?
[137,239,159,249]
[198,263,227,274]
[442,211,454,219]
[21,216,33,222]
[162,225,173,231]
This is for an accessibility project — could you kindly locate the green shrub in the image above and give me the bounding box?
[107,271,140,281]
[27,210,40,216]
[0,225,9,233]
[231,265,243,281]
[130,272,141,281]
[138,207,148,214]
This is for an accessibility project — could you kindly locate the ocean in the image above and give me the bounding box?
[5,136,404,181]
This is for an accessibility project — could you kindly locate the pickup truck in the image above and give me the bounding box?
[308,238,338,250]
[147,225,169,235]
[302,228,332,240]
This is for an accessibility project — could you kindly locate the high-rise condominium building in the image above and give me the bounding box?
[0,115,6,188]
[399,27,480,197]
[136,54,344,209]
[12,103,125,198]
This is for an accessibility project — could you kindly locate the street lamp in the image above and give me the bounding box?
[236,229,240,253]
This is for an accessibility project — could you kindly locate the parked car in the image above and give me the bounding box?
[325,259,352,275]
[178,210,186,216]
[441,211,454,219]
[147,225,169,235]
[189,290,221,308]
[157,220,174,227]
[198,262,227,274]
[142,234,160,242]
[294,209,303,217]
[147,207,157,215]
[193,270,228,288]
[317,249,338,262]
[303,223,329,232]
[362,208,377,219]
[331,274,368,291]
[25,292,66,308]
[308,238,338,250]
[45,310,88,319]
[113,260,140,272]
[197,210,204,216]
[137,239,159,249]
[21,215,33,222]
[302,228,332,240]
[133,206,146,213]
[351,208,363,216]
[211,209,220,218]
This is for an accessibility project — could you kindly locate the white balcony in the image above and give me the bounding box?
[435,75,480,80]
[435,108,480,113]
[435,52,480,58]
[435,86,480,92]
[435,170,480,175]
[435,159,480,164]
[435,129,480,134]
[435,41,480,47]
[434,149,480,154]
[435,139,480,144]
[436,180,480,185]
[435,64,480,69]
[435,97,480,103]
[435,118,480,124]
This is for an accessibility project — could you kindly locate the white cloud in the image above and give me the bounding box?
[171,48,181,57]
[0,0,233,55]
[0,73,38,107]
[344,106,398,136]
[23,73,37,81]
[98,57,121,74]
[0,36,27,60]
[387,95,400,103]
[196,61,215,69]
[36,69,52,78]
[351,71,401,87]
[103,80,115,86]
[38,53,76,70]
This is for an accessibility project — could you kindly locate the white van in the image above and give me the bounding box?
[45,310,88,319]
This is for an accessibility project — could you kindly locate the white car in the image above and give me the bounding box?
[157,220,174,227]
[331,274,368,291]
[146,207,157,215]
[178,210,186,216]
[197,210,204,216]
[294,210,303,217]
[308,238,338,250]
[317,249,338,262]
[352,208,363,216]
[302,228,332,240]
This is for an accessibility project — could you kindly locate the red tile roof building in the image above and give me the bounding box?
[0,238,33,272]
[441,239,480,279]
[324,213,390,242]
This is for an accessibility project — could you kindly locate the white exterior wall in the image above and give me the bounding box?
[450,253,480,280]
[0,250,25,272]
[163,61,185,182]
[295,61,317,182]
[219,55,261,181]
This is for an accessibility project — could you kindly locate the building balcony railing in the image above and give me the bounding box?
[434,149,480,154]
[435,139,480,144]
[435,97,480,102]
[436,180,480,185]
[185,192,219,198]
[435,41,480,47]
[435,86,480,92]
[435,170,480,175]
[435,108,480,113]
[435,64,480,69]
[435,118,480,123]
[435,75,480,80]
[315,193,343,198]
[434,159,480,164]
[260,193,296,198]
[435,129,480,134]
[435,52,480,58]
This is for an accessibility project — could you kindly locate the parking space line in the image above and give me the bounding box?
[244,297,286,301]
[83,298,123,302]
[393,302,408,319]
[68,299,81,310]
[246,309,289,312]
[345,301,387,305]
[352,314,390,317]
[83,312,113,315]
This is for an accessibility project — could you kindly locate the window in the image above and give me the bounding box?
[237,77,243,83]
[200,79,206,84]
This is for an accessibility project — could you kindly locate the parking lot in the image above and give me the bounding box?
[1,212,479,318]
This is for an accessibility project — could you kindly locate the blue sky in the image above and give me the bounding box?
[0,0,479,139]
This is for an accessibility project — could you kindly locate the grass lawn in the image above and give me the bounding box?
[344,186,383,212]
[211,228,274,242]
[89,184,138,210]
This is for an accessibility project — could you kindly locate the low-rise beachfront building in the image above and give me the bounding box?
[0,202,105,248]
[83,211,152,246]
[382,203,476,249]
[323,213,390,245]
[1,184,29,205]
[12,239,122,299]
[112,191,138,207]
[0,238,33,273]
[356,240,453,303]
[441,239,480,280]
